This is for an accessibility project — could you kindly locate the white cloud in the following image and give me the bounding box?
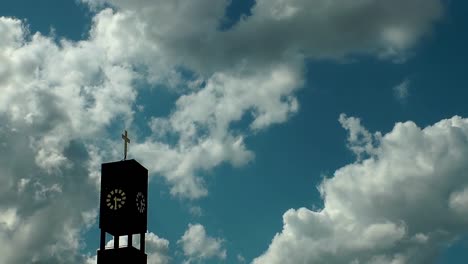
[449,187,468,215]
[0,0,447,261]
[132,63,303,198]
[254,115,468,264]
[71,4,305,199]
[0,16,23,49]
[0,16,136,171]
[85,255,97,264]
[0,15,135,263]
[94,0,442,68]
[0,116,98,263]
[236,0,442,62]
[339,114,381,160]
[146,232,171,264]
[60,0,444,199]
[237,253,246,263]
[81,0,443,74]
[189,206,203,217]
[178,223,227,263]
[76,0,444,198]
[131,136,253,198]
[393,79,410,102]
[0,208,19,231]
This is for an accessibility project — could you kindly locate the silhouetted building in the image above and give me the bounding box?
[97,159,148,264]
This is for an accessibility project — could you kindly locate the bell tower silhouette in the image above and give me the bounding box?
[97,131,148,263]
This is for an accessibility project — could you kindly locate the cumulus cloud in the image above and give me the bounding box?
[0,25,106,257]
[77,0,444,198]
[178,223,227,263]
[132,63,302,198]
[0,0,447,262]
[339,114,382,160]
[0,16,136,169]
[0,14,135,263]
[254,115,468,264]
[449,187,468,215]
[230,0,443,62]
[0,125,97,263]
[145,232,172,264]
[82,0,444,71]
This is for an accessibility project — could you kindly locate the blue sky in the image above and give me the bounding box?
[1,0,468,263]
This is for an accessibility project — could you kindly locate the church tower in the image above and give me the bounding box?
[97,131,148,263]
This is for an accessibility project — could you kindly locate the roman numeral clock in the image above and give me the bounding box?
[97,131,148,264]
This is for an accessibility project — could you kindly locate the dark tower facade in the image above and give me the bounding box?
[97,159,148,264]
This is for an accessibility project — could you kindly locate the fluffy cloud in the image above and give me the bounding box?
[83,0,443,73]
[254,115,468,264]
[0,124,97,263]
[339,113,381,160]
[132,63,302,198]
[178,223,227,263]
[0,14,135,263]
[146,233,172,264]
[0,0,447,262]
[0,16,136,170]
[78,0,444,198]
[232,0,443,61]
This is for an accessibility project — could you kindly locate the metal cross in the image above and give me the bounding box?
[122,130,130,160]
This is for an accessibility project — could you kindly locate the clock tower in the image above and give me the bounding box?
[97,131,148,263]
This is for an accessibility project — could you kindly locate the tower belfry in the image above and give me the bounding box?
[97,131,148,264]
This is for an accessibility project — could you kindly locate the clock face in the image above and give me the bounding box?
[106,188,127,210]
[136,192,146,213]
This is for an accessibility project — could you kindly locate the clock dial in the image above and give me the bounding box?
[136,192,146,213]
[106,188,127,210]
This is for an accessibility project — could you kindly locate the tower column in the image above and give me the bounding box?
[128,234,133,247]
[100,230,106,250]
[140,232,145,252]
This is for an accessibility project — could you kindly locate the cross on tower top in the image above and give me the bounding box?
[122,130,130,160]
